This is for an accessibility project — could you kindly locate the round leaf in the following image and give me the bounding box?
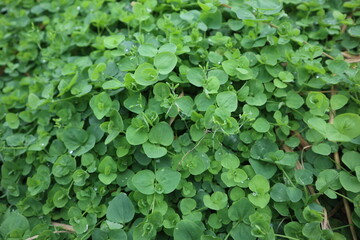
[106,193,135,224]
[149,122,174,146]
[132,170,155,194]
[154,52,177,75]
[252,118,270,133]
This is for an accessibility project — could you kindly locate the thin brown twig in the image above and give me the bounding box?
[341,15,352,34]
[345,58,360,63]
[322,52,336,60]
[329,87,358,240]
[341,52,360,63]
[51,222,75,232]
[342,52,354,59]
[328,201,343,218]
[220,3,232,8]
[292,131,311,151]
[341,24,348,34]
[303,41,336,60]
[267,22,279,29]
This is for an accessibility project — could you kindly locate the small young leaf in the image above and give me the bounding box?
[89,92,112,120]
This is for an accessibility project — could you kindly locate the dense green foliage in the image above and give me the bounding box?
[1,0,360,239]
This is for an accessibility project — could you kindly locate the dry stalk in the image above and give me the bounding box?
[329,87,358,240]
[283,143,331,229]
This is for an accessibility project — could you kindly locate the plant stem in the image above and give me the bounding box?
[224,221,240,240]
[177,130,209,167]
[281,169,296,188]
[329,86,357,240]
[193,206,207,212]
[334,191,354,203]
[274,234,300,240]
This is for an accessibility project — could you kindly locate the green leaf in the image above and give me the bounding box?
[284,222,303,239]
[134,63,159,86]
[200,10,222,29]
[295,169,313,186]
[342,151,360,171]
[102,80,123,90]
[98,156,117,185]
[246,93,267,106]
[231,7,256,20]
[61,127,88,151]
[5,113,20,129]
[216,91,238,112]
[286,187,302,202]
[156,168,181,194]
[228,198,255,222]
[230,223,255,240]
[153,82,170,100]
[154,52,177,75]
[203,192,228,210]
[286,90,304,109]
[246,0,282,14]
[174,220,204,240]
[306,92,329,116]
[312,143,332,156]
[249,175,270,194]
[53,189,68,207]
[89,63,106,81]
[104,34,125,49]
[182,152,210,175]
[270,183,289,202]
[149,122,174,146]
[333,113,360,139]
[73,135,96,156]
[249,159,277,179]
[303,206,323,222]
[142,142,167,158]
[126,125,148,145]
[27,93,41,109]
[89,92,112,120]
[327,60,349,75]
[187,68,205,87]
[248,192,270,208]
[106,193,135,224]
[252,118,270,133]
[339,171,360,193]
[27,165,51,195]
[138,44,158,57]
[221,169,248,187]
[0,211,29,238]
[348,25,360,37]
[218,152,240,169]
[302,223,321,240]
[315,169,341,196]
[133,222,156,240]
[307,117,328,137]
[250,139,278,160]
[330,95,348,110]
[180,198,197,215]
[132,170,155,194]
[124,93,147,114]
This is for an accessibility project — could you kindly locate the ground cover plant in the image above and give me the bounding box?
[1,0,360,239]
